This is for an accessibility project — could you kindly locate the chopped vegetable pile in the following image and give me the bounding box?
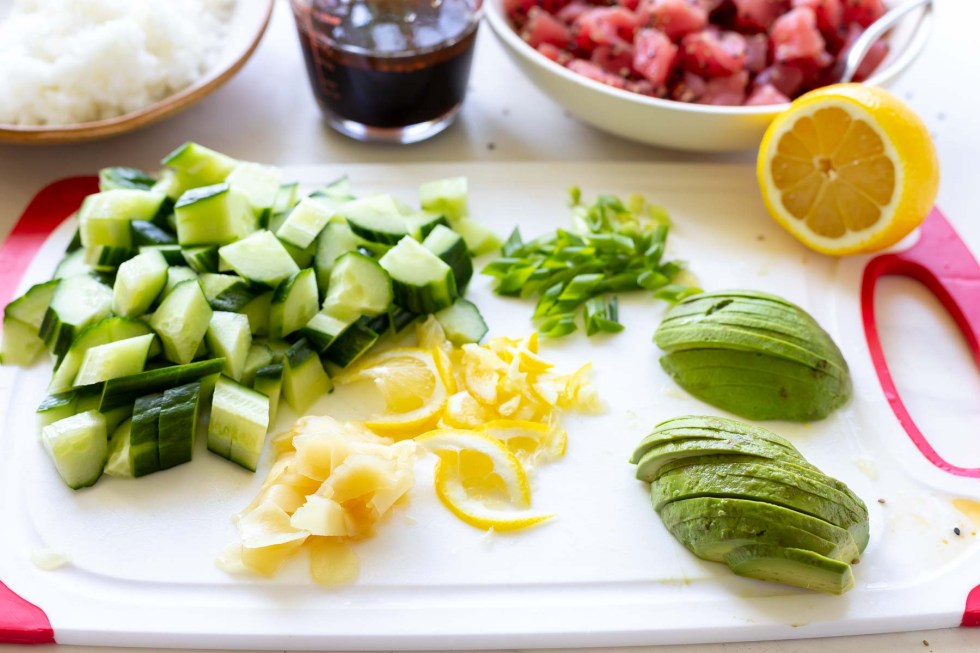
[506,0,889,106]
[483,187,699,338]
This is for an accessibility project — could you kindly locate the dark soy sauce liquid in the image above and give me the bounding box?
[294,0,479,128]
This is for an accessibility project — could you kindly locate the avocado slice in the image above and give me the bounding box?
[659,349,851,422]
[631,416,805,464]
[724,543,855,595]
[660,497,860,564]
[634,436,813,483]
[652,463,869,550]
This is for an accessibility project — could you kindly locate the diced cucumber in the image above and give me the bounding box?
[200,273,256,312]
[181,246,220,273]
[162,142,238,195]
[174,183,254,246]
[130,393,164,477]
[314,220,360,297]
[74,333,155,387]
[227,161,282,221]
[282,338,332,413]
[150,280,212,365]
[130,220,176,246]
[100,167,157,192]
[5,279,58,331]
[84,245,137,271]
[391,306,419,333]
[99,358,224,411]
[66,228,83,253]
[434,299,488,346]
[453,217,502,256]
[310,176,355,202]
[41,410,107,490]
[208,376,270,472]
[104,418,134,478]
[272,182,300,217]
[276,197,335,250]
[112,249,169,317]
[321,316,380,368]
[53,249,94,280]
[36,391,78,429]
[158,382,201,470]
[239,290,273,336]
[299,310,351,354]
[163,266,198,298]
[141,244,185,266]
[49,316,155,392]
[419,177,468,221]
[404,211,449,242]
[1,315,46,367]
[218,230,299,289]
[79,189,167,249]
[280,238,316,269]
[206,311,252,382]
[102,404,133,435]
[39,275,114,358]
[253,363,284,425]
[269,269,318,339]
[341,195,409,245]
[323,251,393,319]
[423,224,473,293]
[379,236,458,314]
[242,343,274,387]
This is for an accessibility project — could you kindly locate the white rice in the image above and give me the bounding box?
[0,0,236,126]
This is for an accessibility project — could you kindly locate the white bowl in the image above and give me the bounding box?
[485,0,932,151]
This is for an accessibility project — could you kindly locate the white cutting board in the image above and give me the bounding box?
[1,163,978,649]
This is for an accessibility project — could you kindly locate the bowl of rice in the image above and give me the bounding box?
[0,0,274,144]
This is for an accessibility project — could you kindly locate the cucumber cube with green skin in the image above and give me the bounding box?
[150,280,213,365]
[112,249,169,317]
[206,311,252,382]
[158,382,201,470]
[39,275,114,359]
[104,419,134,478]
[272,182,300,216]
[1,315,46,367]
[340,195,409,245]
[162,266,198,298]
[226,161,282,221]
[174,183,255,246]
[282,339,332,413]
[276,197,335,250]
[241,343,274,387]
[379,236,458,314]
[269,269,319,340]
[314,220,360,297]
[208,376,270,472]
[5,279,58,331]
[48,316,156,393]
[79,189,168,249]
[218,230,300,289]
[36,391,78,429]
[253,363,284,424]
[73,333,155,387]
[419,177,468,221]
[130,393,164,477]
[41,410,107,490]
[162,142,238,196]
[451,217,501,256]
[239,290,273,337]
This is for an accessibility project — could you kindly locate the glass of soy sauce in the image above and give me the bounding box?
[290,0,482,144]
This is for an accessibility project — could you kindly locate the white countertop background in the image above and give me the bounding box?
[2,0,979,651]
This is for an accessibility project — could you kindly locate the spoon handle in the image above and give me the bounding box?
[841,0,933,83]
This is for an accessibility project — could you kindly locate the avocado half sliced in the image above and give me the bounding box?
[725,543,855,595]
[634,436,813,483]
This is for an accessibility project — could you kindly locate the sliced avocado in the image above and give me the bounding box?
[659,497,860,564]
[631,418,804,464]
[659,349,851,422]
[634,435,813,483]
[665,513,841,563]
[652,463,868,546]
[724,543,855,595]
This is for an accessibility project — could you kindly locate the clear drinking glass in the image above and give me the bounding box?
[289,0,482,144]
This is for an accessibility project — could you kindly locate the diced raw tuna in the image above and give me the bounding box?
[574,7,640,51]
[681,28,748,77]
[556,2,591,24]
[792,0,844,35]
[745,82,792,104]
[744,33,769,72]
[592,44,637,77]
[637,0,708,40]
[733,0,790,32]
[620,0,643,10]
[698,70,750,104]
[754,62,806,96]
[842,0,886,28]
[633,28,680,87]
[770,7,829,64]
[522,7,574,48]
[506,0,573,23]
[567,59,630,90]
[672,70,708,102]
[537,42,574,65]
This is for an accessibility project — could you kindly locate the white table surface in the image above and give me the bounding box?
[2,0,979,651]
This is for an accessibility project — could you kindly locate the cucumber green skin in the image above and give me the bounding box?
[660,497,860,565]
[241,344,274,387]
[390,272,458,315]
[5,279,59,331]
[36,391,78,429]
[40,276,114,359]
[130,220,176,246]
[158,382,200,471]
[724,544,855,595]
[253,363,284,425]
[85,245,138,271]
[99,358,224,411]
[99,167,157,192]
[321,318,379,369]
[208,376,270,472]
[48,316,155,393]
[283,339,333,413]
[143,245,186,267]
[269,269,318,340]
[130,393,164,477]
[181,246,220,274]
[659,349,851,422]
[424,228,473,293]
[314,221,360,299]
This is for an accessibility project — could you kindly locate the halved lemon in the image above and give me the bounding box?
[758,84,939,256]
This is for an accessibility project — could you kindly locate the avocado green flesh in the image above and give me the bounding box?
[659,349,851,422]
[634,438,814,483]
[660,497,860,564]
[665,514,842,563]
[630,426,803,464]
[652,465,867,540]
[724,544,855,595]
[631,417,803,464]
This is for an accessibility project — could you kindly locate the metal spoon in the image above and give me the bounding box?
[838,0,934,83]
